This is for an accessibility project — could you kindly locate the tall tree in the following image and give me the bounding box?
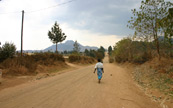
[98,46,105,59]
[160,8,173,46]
[73,40,81,53]
[108,46,112,55]
[48,21,66,53]
[128,0,172,60]
[84,49,90,56]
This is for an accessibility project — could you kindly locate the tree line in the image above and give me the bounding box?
[109,0,173,64]
[0,21,107,63]
[127,0,173,60]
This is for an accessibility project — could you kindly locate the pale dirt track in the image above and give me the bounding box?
[0,56,160,108]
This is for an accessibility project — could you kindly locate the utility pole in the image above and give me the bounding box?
[21,10,24,56]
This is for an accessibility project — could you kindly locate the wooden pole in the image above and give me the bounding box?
[21,10,24,56]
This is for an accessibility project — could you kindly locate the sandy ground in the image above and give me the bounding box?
[0,56,161,108]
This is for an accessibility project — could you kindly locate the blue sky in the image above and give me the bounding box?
[0,0,171,50]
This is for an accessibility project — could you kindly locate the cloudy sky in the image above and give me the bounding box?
[0,0,169,50]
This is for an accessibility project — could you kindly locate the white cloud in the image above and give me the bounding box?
[0,0,130,50]
[0,0,68,50]
[61,23,121,48]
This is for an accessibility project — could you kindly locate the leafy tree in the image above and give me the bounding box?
[99,46,105,52]
[48,21,66,53]
[0,42,16,62]
[128,0,173,60]
[98,46,105,58]
[112,38,153,63]
[89,49,96,58]
[63,50,68,54]
[160,8,173,46]
[73,40,81,54]
[84,49,90,56]
[108,46,112,55]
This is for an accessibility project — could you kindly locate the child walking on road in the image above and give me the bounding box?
[93,59,104,83]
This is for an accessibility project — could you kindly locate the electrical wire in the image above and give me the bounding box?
[0,11,21,14]
[26,0,76,13]
[0,0,77,15]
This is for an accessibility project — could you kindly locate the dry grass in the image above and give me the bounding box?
[0,53,66,77]
[133,57,173,98]
[68,55,96,64]
[35,61,68,74]
[108,56,114,63]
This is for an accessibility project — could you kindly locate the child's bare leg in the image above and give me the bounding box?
[98,79,101,83]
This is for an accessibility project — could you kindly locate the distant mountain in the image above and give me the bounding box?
[43,40,98,52]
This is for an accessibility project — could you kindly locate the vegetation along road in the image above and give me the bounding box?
[0,56,160,108]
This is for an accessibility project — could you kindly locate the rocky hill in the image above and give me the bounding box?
[44,40,98,52]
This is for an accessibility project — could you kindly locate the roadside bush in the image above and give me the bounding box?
[0,42,16,62]
[69,54,95,64]
[0,56,37,76]
[112,37,173,64]
[32,53,65,65]
[113,38,152,64]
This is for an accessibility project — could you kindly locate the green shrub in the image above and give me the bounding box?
[113,38,152,64]
[84,47,105,60]
[0,42,16,62]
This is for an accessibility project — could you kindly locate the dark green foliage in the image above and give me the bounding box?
[128,0,173,60]
[108,46,112,56]
[113,38,153,63]
[61,50,73,55]
[73,40,81,54]
[84,49,95,58]
[159,37,173,57]
[113,37,173,63]
[0,42,16,62]
[97,46,105,59]
[84,49,90,56]
[160,8,173,46]
[48,21,66,52]
[83,47,105,60]
[88,50,96,58]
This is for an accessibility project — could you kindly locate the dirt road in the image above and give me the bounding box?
[0,56,160,108]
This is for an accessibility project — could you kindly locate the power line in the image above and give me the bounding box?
[0,0,77,15]
[26,0,77,13]
[0,11,21,15]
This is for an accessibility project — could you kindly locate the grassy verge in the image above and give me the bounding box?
[132,58,173,106]
[0,53,66,77]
